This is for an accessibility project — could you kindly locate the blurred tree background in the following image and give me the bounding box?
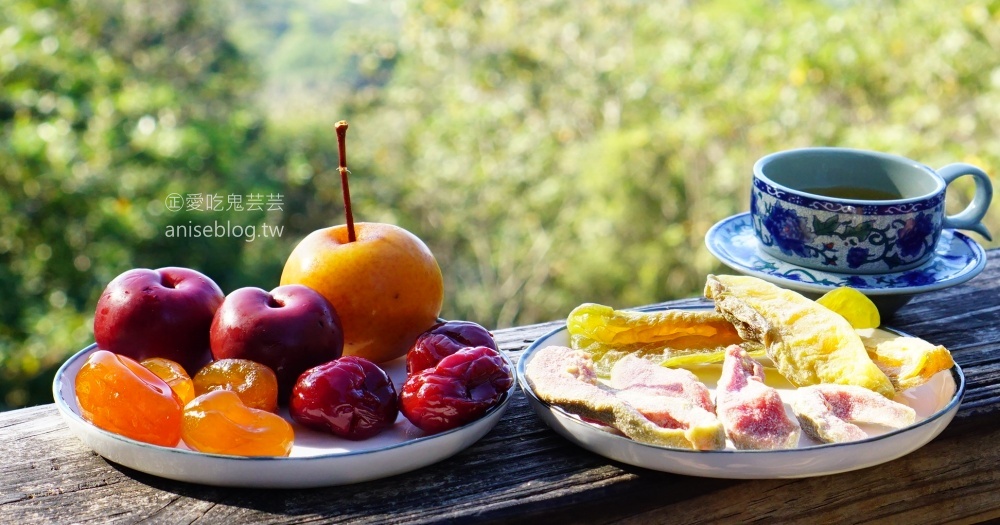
[2,0,1000,409]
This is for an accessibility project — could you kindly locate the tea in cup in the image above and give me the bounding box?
[751,147,993,273]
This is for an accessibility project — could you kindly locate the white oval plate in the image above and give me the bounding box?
[516,307,964,479]
[54,344,513,488]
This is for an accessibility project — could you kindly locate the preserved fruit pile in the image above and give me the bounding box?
[523,275,960,451]
[77,125,512,462]
[77,351,292,456]
[76,336,513,453]
[78,265,512,456]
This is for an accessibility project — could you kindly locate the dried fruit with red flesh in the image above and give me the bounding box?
[792,384,916,443]
[716,345,801,450]
[609,354,716,412]
[524,346,723,449]
[609,355,724,450]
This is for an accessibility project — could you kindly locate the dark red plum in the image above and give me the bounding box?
[210,285,343,399]
[94,267,224,376]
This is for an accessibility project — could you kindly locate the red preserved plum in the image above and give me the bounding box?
[289,356,398,440]
[406,320,498,374]
[400,346,512,434]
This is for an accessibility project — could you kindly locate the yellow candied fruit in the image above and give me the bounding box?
[816,287,880,329]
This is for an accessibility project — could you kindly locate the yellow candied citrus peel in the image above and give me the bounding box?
[856,328,955,392]
[567,303,746,346]
[571,334,763,377]
[660,345,767,368]
[816,287,881,329]
[566,303,754,377]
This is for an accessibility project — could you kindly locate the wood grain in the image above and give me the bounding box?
[2,253,999,524]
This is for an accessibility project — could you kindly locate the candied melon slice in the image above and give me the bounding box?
[704,274,894,398]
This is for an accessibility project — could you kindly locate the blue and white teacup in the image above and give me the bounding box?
[751,147,993,274]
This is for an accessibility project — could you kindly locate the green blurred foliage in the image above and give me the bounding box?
[0,0,287,409]
[359,0,1000,327]
[3,0,1000,409]
[225,0,400,127]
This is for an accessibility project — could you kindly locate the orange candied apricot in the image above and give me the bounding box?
[75,350,183,447]
[182,390,294,456]
[193,359,279,412]
[141,357,195,405]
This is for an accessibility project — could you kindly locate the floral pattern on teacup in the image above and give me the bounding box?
[760,205,814,258]
[751,186,944,273]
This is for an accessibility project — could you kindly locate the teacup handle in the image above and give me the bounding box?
[938,163,993,241]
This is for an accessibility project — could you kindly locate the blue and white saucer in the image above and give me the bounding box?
[705,213,987,313]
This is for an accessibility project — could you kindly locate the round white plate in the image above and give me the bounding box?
[705,213,986,312]
[516,307,964,479]
[54,344,513,488]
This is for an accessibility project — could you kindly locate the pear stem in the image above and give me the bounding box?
[335,120,356,242]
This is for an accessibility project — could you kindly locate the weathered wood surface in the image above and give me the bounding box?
[2,251,999,524]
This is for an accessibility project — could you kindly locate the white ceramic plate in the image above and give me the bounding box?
[516,307,964,479]
[54,344,513,488]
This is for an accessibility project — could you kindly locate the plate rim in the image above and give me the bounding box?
[705,212,987,295]
[516,305,966,458]
[54,343,514,465]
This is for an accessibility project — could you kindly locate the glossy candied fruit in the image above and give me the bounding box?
[193,359,279,412]
[290,356,398,441]
[141,357,195,405]
[75,350,183,446]
[400,346,512,434]
[406,320,498,374]
[182,390,294,456]
[816,286,881,329]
